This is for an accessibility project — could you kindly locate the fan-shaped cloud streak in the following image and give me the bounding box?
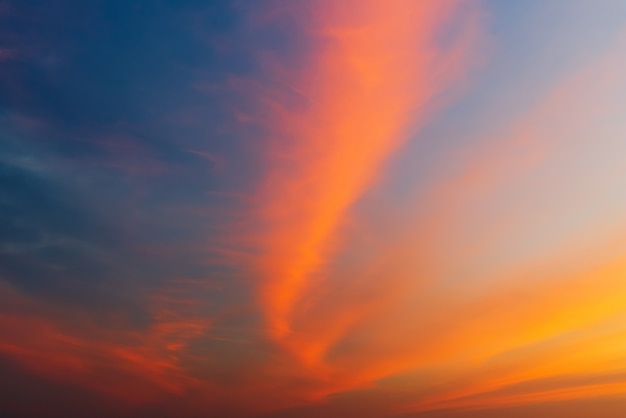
[2,1,626,417]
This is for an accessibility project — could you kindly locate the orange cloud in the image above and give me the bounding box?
[247,0,485,356]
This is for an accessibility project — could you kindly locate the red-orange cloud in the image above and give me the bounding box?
[248,0,485,354]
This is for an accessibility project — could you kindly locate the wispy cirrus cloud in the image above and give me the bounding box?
[243,0,486,355]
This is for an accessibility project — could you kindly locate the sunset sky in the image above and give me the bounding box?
[2,1,626,417]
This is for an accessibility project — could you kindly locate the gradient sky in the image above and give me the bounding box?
[2,1,626,417]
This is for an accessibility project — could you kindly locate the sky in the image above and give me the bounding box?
[1,1,626,417]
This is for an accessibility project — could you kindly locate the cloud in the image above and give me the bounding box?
[243,0,486,350]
